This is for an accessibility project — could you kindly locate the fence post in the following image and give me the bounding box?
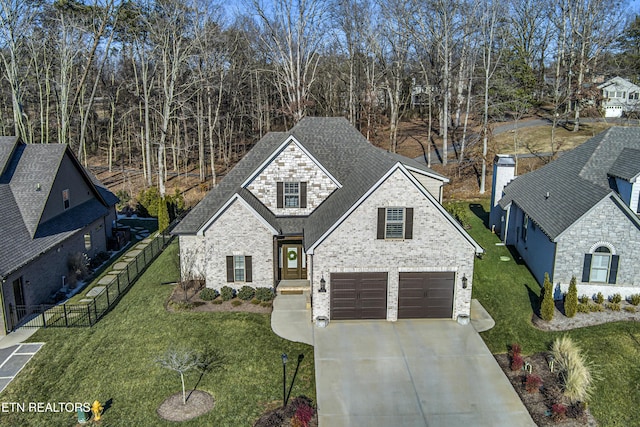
[87,304,91,326]
[41,305,46,328]
[63,304,68,327]
[93,300,98,324]
[105,283,110,307]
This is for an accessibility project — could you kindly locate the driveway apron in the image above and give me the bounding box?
[313,320,535,427]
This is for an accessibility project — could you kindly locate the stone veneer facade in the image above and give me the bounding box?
[310,168,476,321]
[246,140,338,216]
[553,196,640,299]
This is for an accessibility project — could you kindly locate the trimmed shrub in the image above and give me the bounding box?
[212,299,223,305]
[588,303,604,312]
[251,298,261,305]
[577,303,590,313]
[609,293,622,304]
[540,273,555,321]
[157,197,170,232]
[260,301,273,308]
[624,306,636,313]
[220,286,235,301]
[565,276,578,318]
[237,286,256,301]
[292,403,315,427]
[578,295,590,304]
[255,287,275,302]
[199,288,218,301]
[137,187,161,217]
[629,294,640,306]
[525,374,542,393]
[231,299,243,307]
[594,292,604,304]
[605,302,621,311]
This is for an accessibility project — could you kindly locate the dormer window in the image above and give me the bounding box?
[62,189,70,210]
[276,182,307,209]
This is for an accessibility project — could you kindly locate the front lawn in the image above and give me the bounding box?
[464,199,640,426]
[0,241,315,426]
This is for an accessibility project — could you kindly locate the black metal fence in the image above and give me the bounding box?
[10,232,174,331]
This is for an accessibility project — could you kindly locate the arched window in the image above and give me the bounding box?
[582,245,619,284]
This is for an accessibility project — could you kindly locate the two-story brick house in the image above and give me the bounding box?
[0,137,118,334]
[174,118,482,323]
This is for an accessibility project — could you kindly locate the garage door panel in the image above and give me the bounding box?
[330,272,387,320]
[399,272,454,319]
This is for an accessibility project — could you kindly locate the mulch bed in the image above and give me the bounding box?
[157,390,214,422]
[496,302,639,426]
[166,284,273,314]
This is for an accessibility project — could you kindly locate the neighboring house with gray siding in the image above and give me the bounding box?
[0,137,118,334]
[174,117,483,323]
[490,127,640,299]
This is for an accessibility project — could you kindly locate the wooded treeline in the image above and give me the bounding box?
[1,0,638,195]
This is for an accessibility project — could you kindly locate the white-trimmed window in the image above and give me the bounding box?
[284,182,300,208]
[385,208,405,239]
[226,255,252,283]
[62,189,70,209]
[583,246,619,284]
[377,207,414,240]
[234,255,245,281]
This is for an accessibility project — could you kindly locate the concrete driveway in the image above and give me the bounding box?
[313,320,535,427]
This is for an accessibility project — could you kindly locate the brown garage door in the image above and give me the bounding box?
[330,272,388,320]
[398,272,455,318]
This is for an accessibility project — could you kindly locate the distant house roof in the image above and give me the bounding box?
[499,127,640,240]
[597,76,640,91]
[174,117,468,250]
[0,138,118,277]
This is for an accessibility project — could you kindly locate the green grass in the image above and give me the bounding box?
[0,241,314,426]
[463,199,640,426]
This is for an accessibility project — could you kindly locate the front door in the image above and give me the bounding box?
[282,244,304,280]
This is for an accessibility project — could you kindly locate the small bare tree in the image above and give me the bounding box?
[156,348,199,405]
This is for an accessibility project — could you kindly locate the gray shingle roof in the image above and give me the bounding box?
[173,117,448,250]
[608,148,640,181]
[0,139,117,277]
[499,127,640,240]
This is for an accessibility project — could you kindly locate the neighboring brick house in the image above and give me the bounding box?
[174,118,483,323]
[490,127,640,299]
[0,137,118,334]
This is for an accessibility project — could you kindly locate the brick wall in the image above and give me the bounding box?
[311,168,476,321]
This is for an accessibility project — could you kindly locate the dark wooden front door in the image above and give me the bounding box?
[282,244,304,279]
[330,272,388,320]
[398,272,454,318]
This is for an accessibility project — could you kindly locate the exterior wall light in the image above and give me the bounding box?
[319,276,326,292]
[462,274,468,289]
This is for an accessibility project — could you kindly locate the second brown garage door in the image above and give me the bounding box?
[398,272,455,318]
[330,272,388,320]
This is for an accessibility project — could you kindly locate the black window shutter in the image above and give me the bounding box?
[277,182,283,208]
[377,208,386,239]
[608,255,619,284]
[226,256,234,282]
[300,182,307,208]
[404,208,414,239]
[245,256,253,282]
[581,254,592,282]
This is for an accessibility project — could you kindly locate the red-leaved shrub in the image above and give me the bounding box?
[291,403,315,427]
[525,374,543,393]
[552,403,567,422]
[511,353,524,371]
